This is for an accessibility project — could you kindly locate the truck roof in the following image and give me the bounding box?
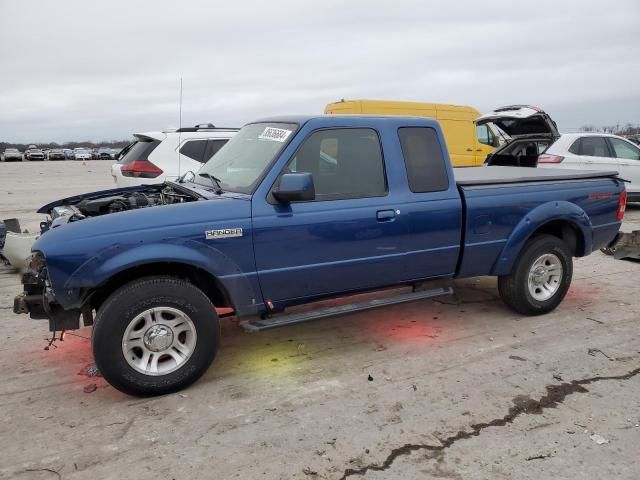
[250,114,442,128]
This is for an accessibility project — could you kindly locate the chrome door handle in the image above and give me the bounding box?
[376,210,396,221]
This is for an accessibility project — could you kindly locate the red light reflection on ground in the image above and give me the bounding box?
[564,281,602,306]
[360,310,445,346]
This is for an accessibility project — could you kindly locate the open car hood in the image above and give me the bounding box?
[476,105,560,139]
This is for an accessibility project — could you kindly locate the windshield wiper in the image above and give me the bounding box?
[198,173,224,195]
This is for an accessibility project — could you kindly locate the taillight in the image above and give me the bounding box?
[617,190,627,220]
[121,160,163,178]
[538,154,564,163]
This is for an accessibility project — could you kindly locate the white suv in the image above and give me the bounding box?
[539,133,640,202]
[111,124,238,187]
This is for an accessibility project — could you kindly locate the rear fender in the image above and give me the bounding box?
[492,201,592,276]
[59,238,261,315]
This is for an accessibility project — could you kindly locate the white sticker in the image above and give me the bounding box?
[258,127,292,143]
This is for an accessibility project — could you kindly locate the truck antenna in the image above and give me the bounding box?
[178,77,183,178]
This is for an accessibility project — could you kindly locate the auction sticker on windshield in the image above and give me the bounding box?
[258,127,292,142]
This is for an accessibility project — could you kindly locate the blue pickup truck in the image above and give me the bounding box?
[13,115,626,396]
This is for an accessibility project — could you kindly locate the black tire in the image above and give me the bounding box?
[498,234,573,316]
[92,276,220,396]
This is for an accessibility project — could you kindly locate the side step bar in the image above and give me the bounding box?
[240,287,453,332]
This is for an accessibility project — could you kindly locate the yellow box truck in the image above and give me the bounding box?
[324,99,498,167]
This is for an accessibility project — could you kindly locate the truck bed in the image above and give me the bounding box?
[454,166,619,186]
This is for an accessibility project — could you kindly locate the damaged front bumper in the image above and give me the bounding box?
[13,259,92,332]
[602,230,640,260]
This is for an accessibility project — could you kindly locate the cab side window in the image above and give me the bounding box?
[284,128,386,200]
[398,127,449,193]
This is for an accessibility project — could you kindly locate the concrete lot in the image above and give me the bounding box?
[1,161,639,480]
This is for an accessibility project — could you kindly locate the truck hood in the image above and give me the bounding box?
[38,184,174,214]
[36,181,250,234]
[476,105,560,139]
[33,192,251,256]
[37,181,246,214]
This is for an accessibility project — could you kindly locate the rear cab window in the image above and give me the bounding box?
[118,139,161,164]
[398,127,449,192]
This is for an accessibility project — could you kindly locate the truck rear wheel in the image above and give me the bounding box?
[498,234,573,316]
[92,277,219,396]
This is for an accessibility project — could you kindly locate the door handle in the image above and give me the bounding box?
[466,148,473,152]
[475,149,483,152]
[376,209,396,221]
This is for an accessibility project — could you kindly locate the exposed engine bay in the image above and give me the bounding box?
[40,183,200,233]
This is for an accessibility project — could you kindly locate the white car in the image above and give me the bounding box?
[539,133,640,202]
[73,148,92,161]
[111,124,238,187]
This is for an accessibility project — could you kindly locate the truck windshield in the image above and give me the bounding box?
[196,122,297,194]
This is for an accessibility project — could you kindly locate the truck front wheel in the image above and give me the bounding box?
[498,234,573,316]
[92,277,220,396]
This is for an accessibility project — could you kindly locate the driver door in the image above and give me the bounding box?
[252,127,409,304]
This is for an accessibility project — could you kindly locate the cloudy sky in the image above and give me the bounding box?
[1,0,639,143]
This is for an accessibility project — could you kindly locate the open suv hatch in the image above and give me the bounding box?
[479,105,560,167]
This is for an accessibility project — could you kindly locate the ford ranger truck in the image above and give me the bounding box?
[13,115,626,396]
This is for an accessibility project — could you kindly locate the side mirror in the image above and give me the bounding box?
[273,173,315,203]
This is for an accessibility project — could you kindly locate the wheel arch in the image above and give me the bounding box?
[58,239,263,316]
[87,261,235,314]
[492,201,592,276]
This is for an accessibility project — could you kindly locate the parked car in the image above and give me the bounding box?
[14,115,626,396]
[111,123,238,187]
[46,149,66,161]
[2,148,23,162]
[24,145,45,161]
[537,133,640,202]
[325,99,501,166]
[98,147,114,160]
[73,148,92,161]
[63,148,75,160]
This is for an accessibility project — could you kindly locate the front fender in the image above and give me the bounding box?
[491,201,592,276]
[57,238,261,314]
